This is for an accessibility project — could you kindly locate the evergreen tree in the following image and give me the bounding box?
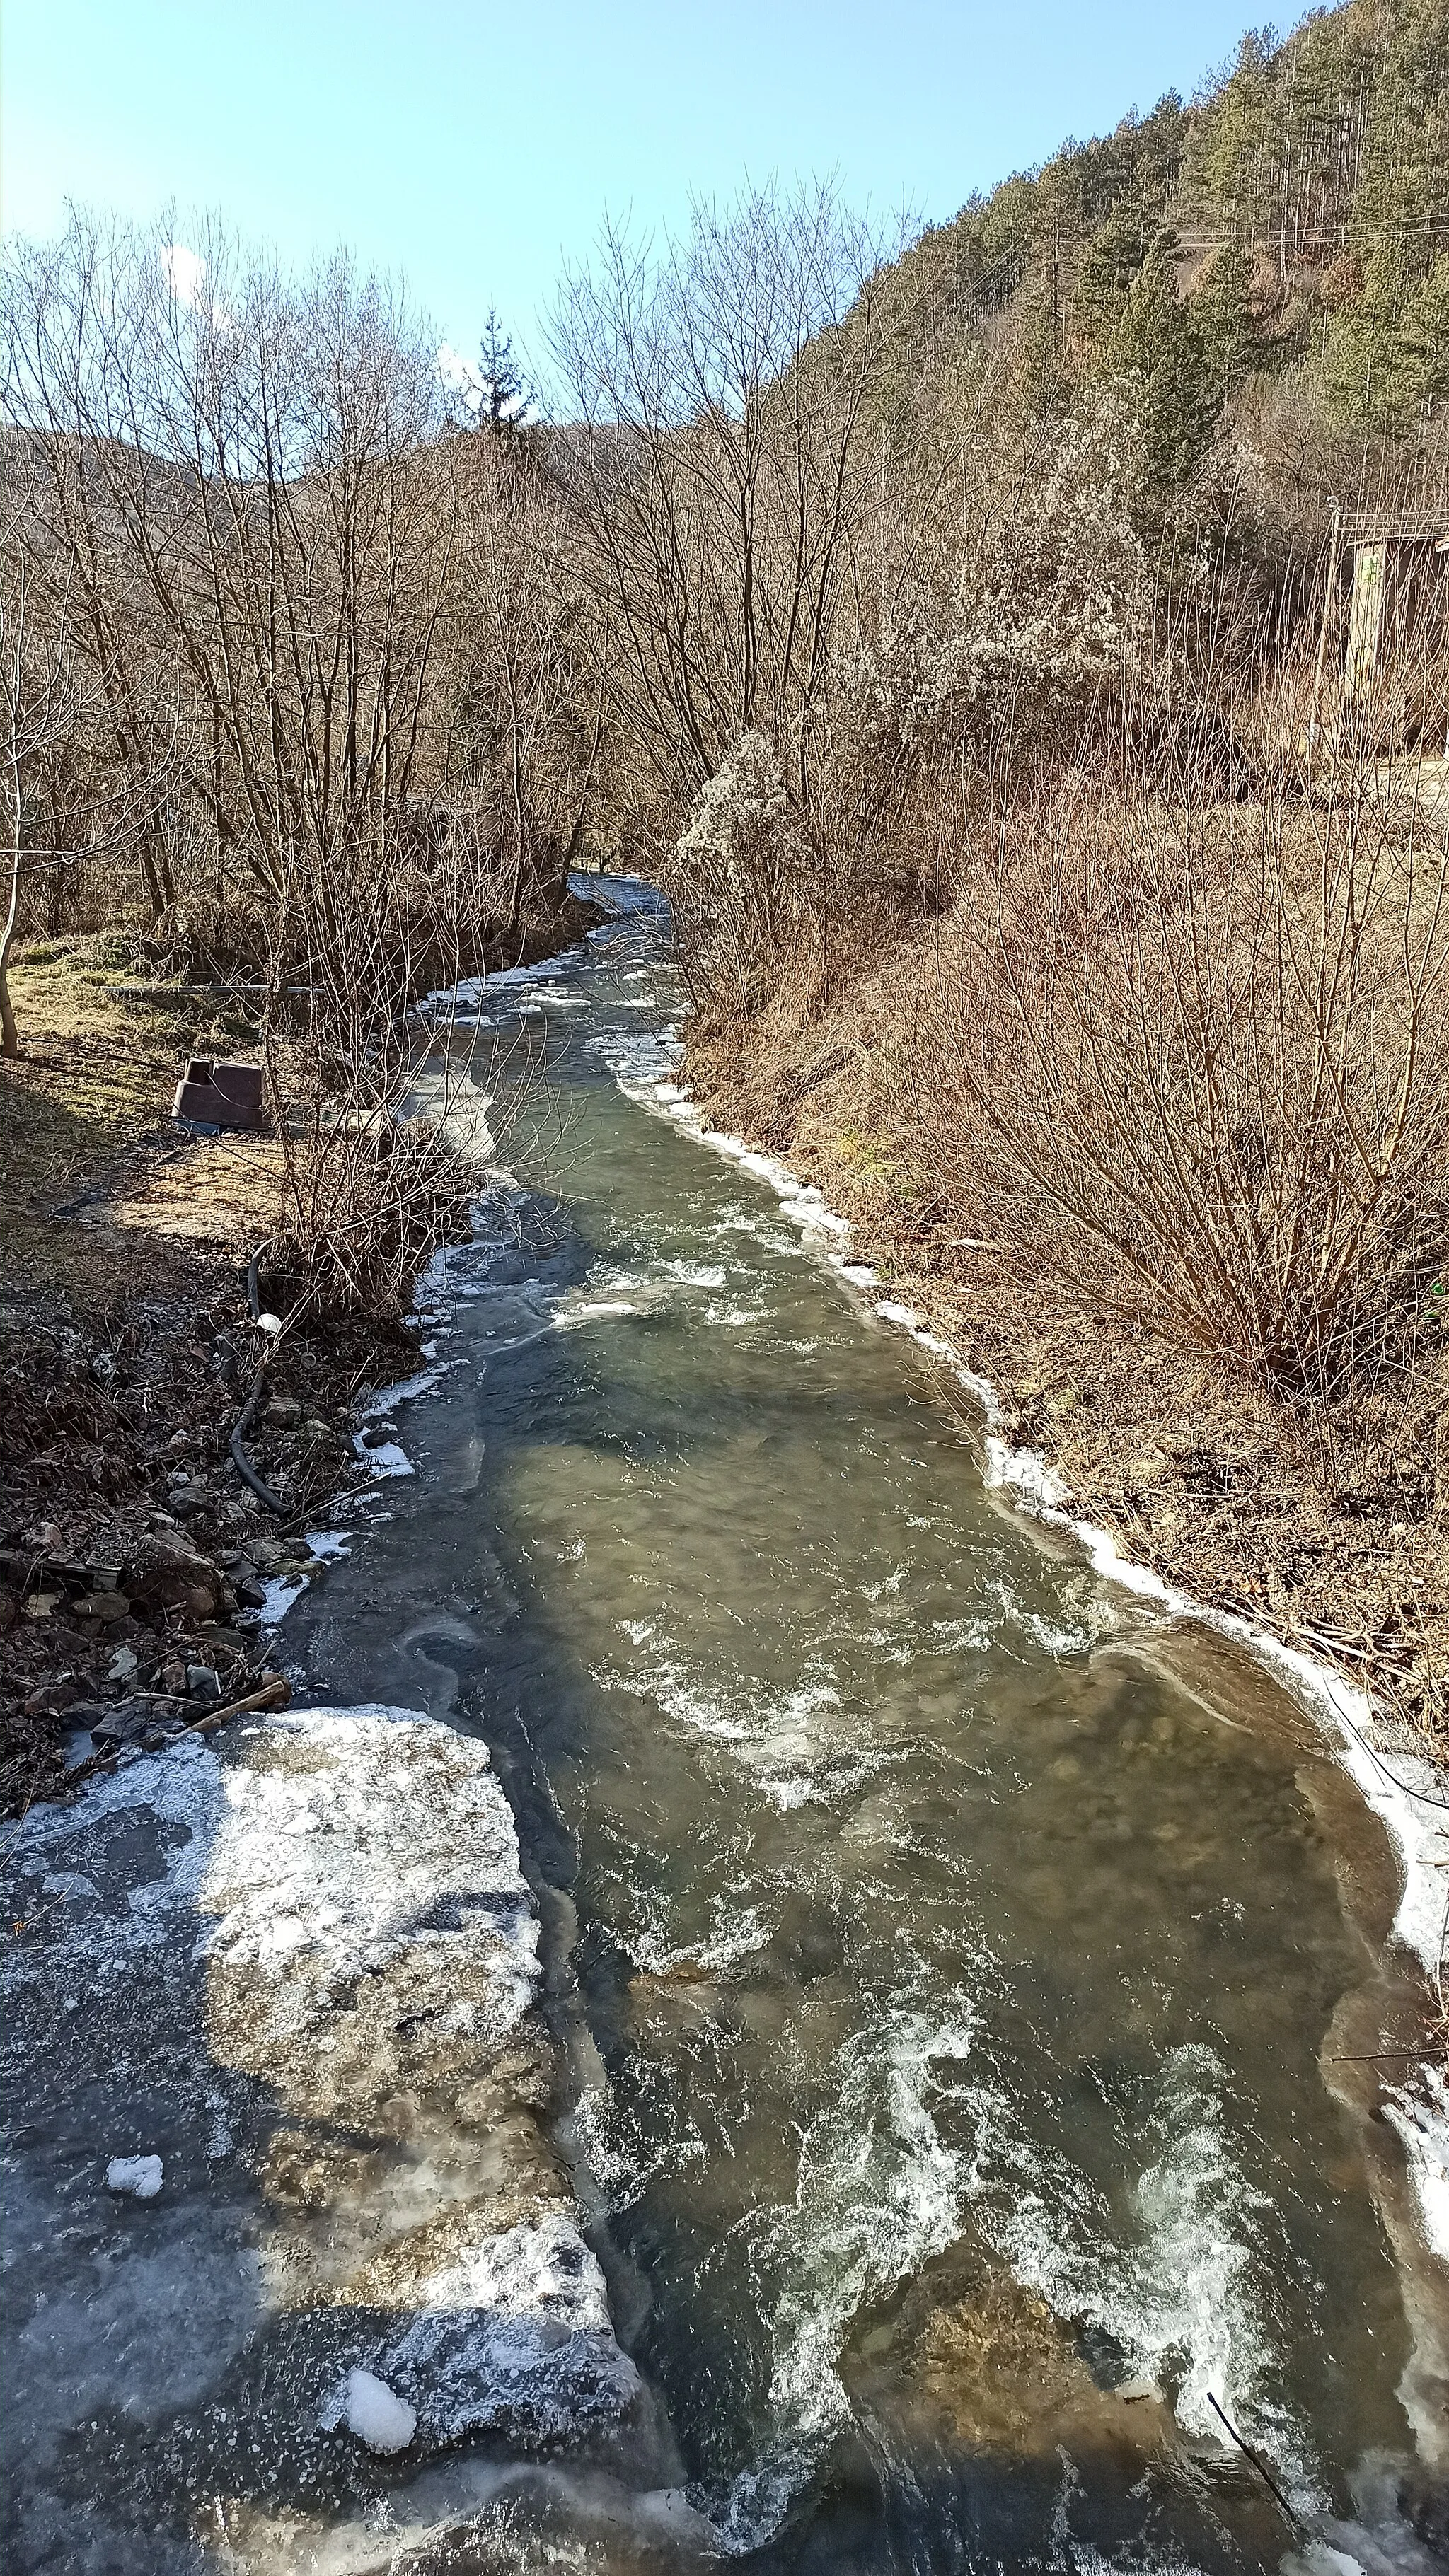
[1075,204,1146,356]
[1106,228,1222,486]
[1010,157,1081,413]
[478,305,529,432]
[1185,28,1282,248]
[1192,243,1261,395]
[1399,250,1449,414]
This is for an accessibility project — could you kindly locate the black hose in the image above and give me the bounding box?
[246,1241,271,1321]
[229,1367,287,1516]
[233,1236,287,1514]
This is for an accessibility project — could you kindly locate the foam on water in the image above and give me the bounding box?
[597,1640,898,1816]
[961,2041,1312,2486]
[713,2005,983,2555]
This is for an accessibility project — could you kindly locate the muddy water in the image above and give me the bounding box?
[293,888,1443,2572]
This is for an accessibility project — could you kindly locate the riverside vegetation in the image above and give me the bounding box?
[1,0,1448,1796]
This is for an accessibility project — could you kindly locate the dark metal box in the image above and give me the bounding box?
[171,1059,269,1133]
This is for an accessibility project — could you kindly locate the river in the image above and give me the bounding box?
[277,879,1445,2572]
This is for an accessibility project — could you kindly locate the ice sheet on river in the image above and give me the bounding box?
[0,1705,645,2573]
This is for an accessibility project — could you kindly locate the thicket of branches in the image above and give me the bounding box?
[0,214,595,974]
[0,214,599,1302]
[543,161,1448,1543]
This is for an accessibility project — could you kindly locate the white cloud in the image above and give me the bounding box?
[437,340,485,414]
[161,243,209,312]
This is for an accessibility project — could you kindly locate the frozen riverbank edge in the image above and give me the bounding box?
[616,1055,1449,2254]
[0,1694,711,2571]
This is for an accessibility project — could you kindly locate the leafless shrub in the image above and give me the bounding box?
[913,718,1449,1415]
[2,210,594,985]
[1,497,80,1055]
[1,209,585,1316]
[252,813,514,1317]
[550,180,913,834]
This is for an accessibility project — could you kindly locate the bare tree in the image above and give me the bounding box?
[0,499,80,1056]
[446,425,597,936]
[550,180,910,823]
[2,212,458,965]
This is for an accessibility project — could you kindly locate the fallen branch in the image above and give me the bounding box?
[65,1674,291,1787]
[1206,2392,1302,2532]
[172,1676,291,1739]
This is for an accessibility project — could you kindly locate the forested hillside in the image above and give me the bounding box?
[892,0,1449,470]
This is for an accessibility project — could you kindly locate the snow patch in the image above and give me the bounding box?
[323,2365,417,2452]
[255,1572,307,1628]
[304,1528,352,1562]
[203,1706,539,2049]
[357,1359,461,1418]
[353,1432,415,1480]
[420,945,587,1019]
[105,2154,162,2199]
[5,1705,644,2481]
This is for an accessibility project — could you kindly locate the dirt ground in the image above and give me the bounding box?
[0,893,609,1815]
[0,943,415,1814]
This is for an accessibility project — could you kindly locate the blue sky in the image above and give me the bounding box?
[4,0,1261,393]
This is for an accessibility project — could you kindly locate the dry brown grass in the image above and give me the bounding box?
[0,941,451,1817]
[0,941,284,1312]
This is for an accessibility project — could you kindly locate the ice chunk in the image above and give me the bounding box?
[328,2367,417,2452]
[106,2153,162,2198]
[304,1528,352,1560]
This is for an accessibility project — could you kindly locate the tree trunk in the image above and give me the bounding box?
[1,837,21,1059]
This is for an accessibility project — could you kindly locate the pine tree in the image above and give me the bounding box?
[1193,243,1261,395]
[1106,228,1222,486]
[478,305,529,433]
[1399,250,1449,414]
[1185,28,1281,248]
[1075,204,1147,357]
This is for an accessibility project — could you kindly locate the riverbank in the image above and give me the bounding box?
[0,916,591,1814]
[6,904,1448,2568]
[681,948,1449,1779]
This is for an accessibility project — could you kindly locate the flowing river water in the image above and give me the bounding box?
[268,881,1448,2574]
